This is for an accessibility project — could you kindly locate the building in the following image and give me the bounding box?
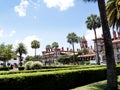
[92,30,120,63]
[78,30,120,64]
[42,30,120,65]
[78,36,96,62]
[42,47,79,65]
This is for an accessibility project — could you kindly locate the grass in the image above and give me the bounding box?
[71,76,120,90]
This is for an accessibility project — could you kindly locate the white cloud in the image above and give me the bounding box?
[0,29,16,38]
[85,28,103,47]
[43,0,74,11]
[29,0,41,9]
[14,35,40,56]
[85,28,114,47]
[14,0,41,17]
[9,30,16,37]
[14,0,29,16]
[85,28,103,41]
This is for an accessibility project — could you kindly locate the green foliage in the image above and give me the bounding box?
[25,55,33,63]
[31,61,43,70]
[85,14,101,30]
[25,55,42,63]
[15,42,27,66]
[0,66,107,90]
[31,40,40,58]
[31,40,40,49]
[0,65,106,75]
[67,32,78,64]
[34,55,42,61]
[24,61,43,70]
[57,54,70,64]
[15,43,27,55]
[0,67,9,71]
[0,65,120,89]
[0,43,16,66]
[106,0,120,30]
[67,32,78,44]
[18,66,24,70]
[78,50,83,55]
[24,61,33,70]
[46,44,51,51]
[82,47,89,54]
[52,42,59,49]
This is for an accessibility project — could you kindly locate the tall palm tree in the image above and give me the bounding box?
[46,44,51,52]
[85,14,101,65]
[15,42,27,66]
[84,0,118,89]
[46,44,51,65]
[77,36,83,49]
[31,40,40,58]
[106,0,120,31]
[67,32,78,64]
[52,42,59,57]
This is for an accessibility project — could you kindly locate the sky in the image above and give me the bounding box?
[0,0,109,57]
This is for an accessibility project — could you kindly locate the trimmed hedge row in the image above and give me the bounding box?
[0,67,107,90]
[0,65,106,75]
[0,65,119,90]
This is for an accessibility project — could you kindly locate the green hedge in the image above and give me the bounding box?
[0,67,107,90]
[0,65,106,75]
[0,67,9,71]
[0,65,119,90]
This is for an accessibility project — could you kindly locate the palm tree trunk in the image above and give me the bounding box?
[72,43,75,64]
[19,53,22,66]
[35,48,36,60]
[94,29,100,65]
[98,0,118,89]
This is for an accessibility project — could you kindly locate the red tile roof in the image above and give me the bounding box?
[112,39,120,43]
[78,53,96,58]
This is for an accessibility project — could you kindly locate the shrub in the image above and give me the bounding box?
[24,61,33,70]
[0,67,9,71]
[31,61,43,70]
[18,66,24,70]
[24,61,43,70]
[0,67,107,90]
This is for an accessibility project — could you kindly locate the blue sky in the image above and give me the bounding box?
[0,0,104,56]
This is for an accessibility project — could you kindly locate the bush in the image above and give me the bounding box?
[24,61,43,70]
[18,66,24,70]
[31,61,43,70]
[0,67,9,71]
[0,67,107,90]
[24,61,33,70]
[1,65,120,90]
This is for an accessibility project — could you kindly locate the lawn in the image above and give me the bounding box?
[71,75,120,90]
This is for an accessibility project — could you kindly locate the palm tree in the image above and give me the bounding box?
[46,45,51,52]
[31,40,40,58]
[84,0,118,89]
[46,44,51,65]
[15,42,27,66]
[106,0,120,31]
[52,42,59,58]
[67,32,78,64]
[77,36,83,49]
[85,14,101,65]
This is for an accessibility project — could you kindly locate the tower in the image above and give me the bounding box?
[81,36,88,48]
